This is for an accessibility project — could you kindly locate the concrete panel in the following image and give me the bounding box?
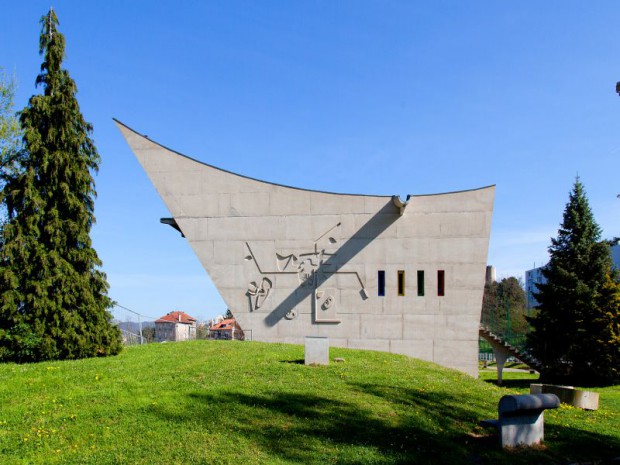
[117,121,495,378]
[210,265,247,288]
[218,192,271,217]
[380,295,413,315]
[364,196,392,214]
[413,187,495,214]
[269,190,312,216]
[328,338,350,349]
[178,194,219,217]
[188,240,215,267]
[390,339,434,362]
[348,338,390,352]
[361,314,403,340]
[310,193,366,215]
[353,214,399,239]
[434,339,479,374]
[208,216,286,241]
[433,314,481,340]
[396,214,441,238]
[316,314,362,338]
[163,171,202,196]
[403,314,435,340]
[438,212,491,238]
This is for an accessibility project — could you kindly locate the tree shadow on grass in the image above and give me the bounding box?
[349,382,620,464]
[146,380,620,464]
[482,378,534,390]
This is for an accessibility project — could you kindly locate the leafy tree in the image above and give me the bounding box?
[0,69,20,160]
[196,323,209,340]
[0,68,23,227]
[0,9,122,362]
[481,277,528,339]
[141,326,156,343]
[481,281,497,322]
[527,178,620,385]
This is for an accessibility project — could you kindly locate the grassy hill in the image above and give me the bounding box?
[0,341,618,464]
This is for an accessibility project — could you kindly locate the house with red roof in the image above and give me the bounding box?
[155,311,197,342]
[209,318,244,340]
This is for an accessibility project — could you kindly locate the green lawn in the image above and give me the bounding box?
[0,341,618,464]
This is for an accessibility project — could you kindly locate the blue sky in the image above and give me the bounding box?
[2,1,619,322]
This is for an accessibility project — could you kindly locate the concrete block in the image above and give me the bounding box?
[530,384,599,410]
[499,413,545,448]
[305,336,329,365]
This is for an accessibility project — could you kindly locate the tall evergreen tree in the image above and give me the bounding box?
[0,9,121,362]
[527,178,620,384]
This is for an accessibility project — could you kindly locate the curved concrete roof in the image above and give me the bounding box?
[114,118,495,202]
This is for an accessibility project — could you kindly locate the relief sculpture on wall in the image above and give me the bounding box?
[247,277,272,312]
[244,222,367,324]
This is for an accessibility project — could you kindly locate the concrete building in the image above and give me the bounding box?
[485,265,496,284]
[117,121,495,377]
[525,266,546,310]
[612,244,620,270]
[155,311,197,342]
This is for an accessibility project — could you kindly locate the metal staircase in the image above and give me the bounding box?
[479,325,543,382]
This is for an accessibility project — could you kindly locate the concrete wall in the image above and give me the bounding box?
[117,121,495,377]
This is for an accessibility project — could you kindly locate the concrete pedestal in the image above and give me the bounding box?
[305,337,329,365]
[499,413,545,448]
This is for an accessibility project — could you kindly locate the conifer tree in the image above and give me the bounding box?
[527,178,620,384]
[0,9,122,362]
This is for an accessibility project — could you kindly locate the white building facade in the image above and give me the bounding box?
[526,244,620,310]
[155,311,197,342]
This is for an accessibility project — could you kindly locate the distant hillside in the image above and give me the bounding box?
[115,320,155,335]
